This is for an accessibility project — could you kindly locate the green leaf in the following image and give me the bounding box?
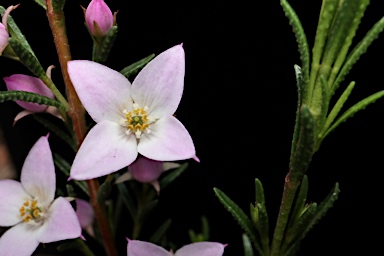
[92,25,118,63]
[7,38,69,108]
[150,219,172,244]
[322,90,384,139]
[280,0,310,87]
[66,184,77,198]
[159,162,188,190]
[282,203,317,256]
[120,54,156,78]
[321,0,368,72]
[97,180,112,203]
[289,65,303,165]
[137,199,158,225]
[57,238,95,256]
[116,181,138,220]
[0,6,35,55]
[308,0,339,99]
[0,90,65,110]
[283,183,340,256]
[317,81,355,149]
[254,179,269,255]
[332,16,384,95]
[8,38,46,77]
[32,0,47,9]
[287,175,308,230]
[53,153,89,196]
[327,0,370,88]
[317,75,330,133]
[289,105,315,182]
[33,114,77,151]
[52,0,66,11]
[214,188,264,256]
[243,233,255,256]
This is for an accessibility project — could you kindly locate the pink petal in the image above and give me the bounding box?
[68,60,133,123]
[175,242,226,256]
[138,116,196,161]
[70,121,138,180]
[37,197,81,243]
[0,23,8,53]
[127,240,171,256]
[20,136,55,207]
[128,157,163,183]
[0,180,30,226]
[132,45,185,118]
[13,110,34,125]
[4,74,54,112]
[75,198,94,229]
[0,222,40,256]
[85,0,114,36]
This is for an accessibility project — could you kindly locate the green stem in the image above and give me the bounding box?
[270,174,301,256]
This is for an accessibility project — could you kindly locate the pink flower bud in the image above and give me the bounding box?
[85,0,114,37]
[129,157,163,183]
[0,21,9,55]
[3,74,55,112]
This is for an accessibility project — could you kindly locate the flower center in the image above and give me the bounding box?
[19,199,43,223]
[120,103,155,139]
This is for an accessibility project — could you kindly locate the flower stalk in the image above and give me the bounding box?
[45,1,117,255]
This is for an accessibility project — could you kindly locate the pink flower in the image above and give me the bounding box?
[85,0,114,37]
[1,5,19,55]
[0,136,82,255]
[3,72,62,124]
[75,198,95,237]
[115,156,181,194]
[0,23,8,55]
[68,44,197,180]
[127,239,226,256]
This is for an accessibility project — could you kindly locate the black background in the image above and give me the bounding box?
[1,0,384,255]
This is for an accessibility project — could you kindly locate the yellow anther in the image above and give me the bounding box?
[23,215,32,222]
[19,199,42,223]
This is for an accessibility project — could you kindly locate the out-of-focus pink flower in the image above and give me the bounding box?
[0,136,81,256]
[1,5,19,56]
[0,23,8,55]
[85,0,114,37]
[3,70,62,124]
[127,239,226,256]
[76,198,95,237]
[68,44,198,180]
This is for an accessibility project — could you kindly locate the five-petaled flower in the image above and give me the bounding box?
[0,135,81,255]
[68,44,197,180]
[127,239,226,256]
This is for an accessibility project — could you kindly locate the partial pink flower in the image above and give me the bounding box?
[115,156,181,194]
[3,72,62,124]
[85,0,114,37]
[127,239,226,256]
[0,136,81,256]
[68,44,197,180]
[76,198,95,237]
[0,23,8,55]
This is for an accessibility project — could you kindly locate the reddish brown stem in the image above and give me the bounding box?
[45,1,118,255]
